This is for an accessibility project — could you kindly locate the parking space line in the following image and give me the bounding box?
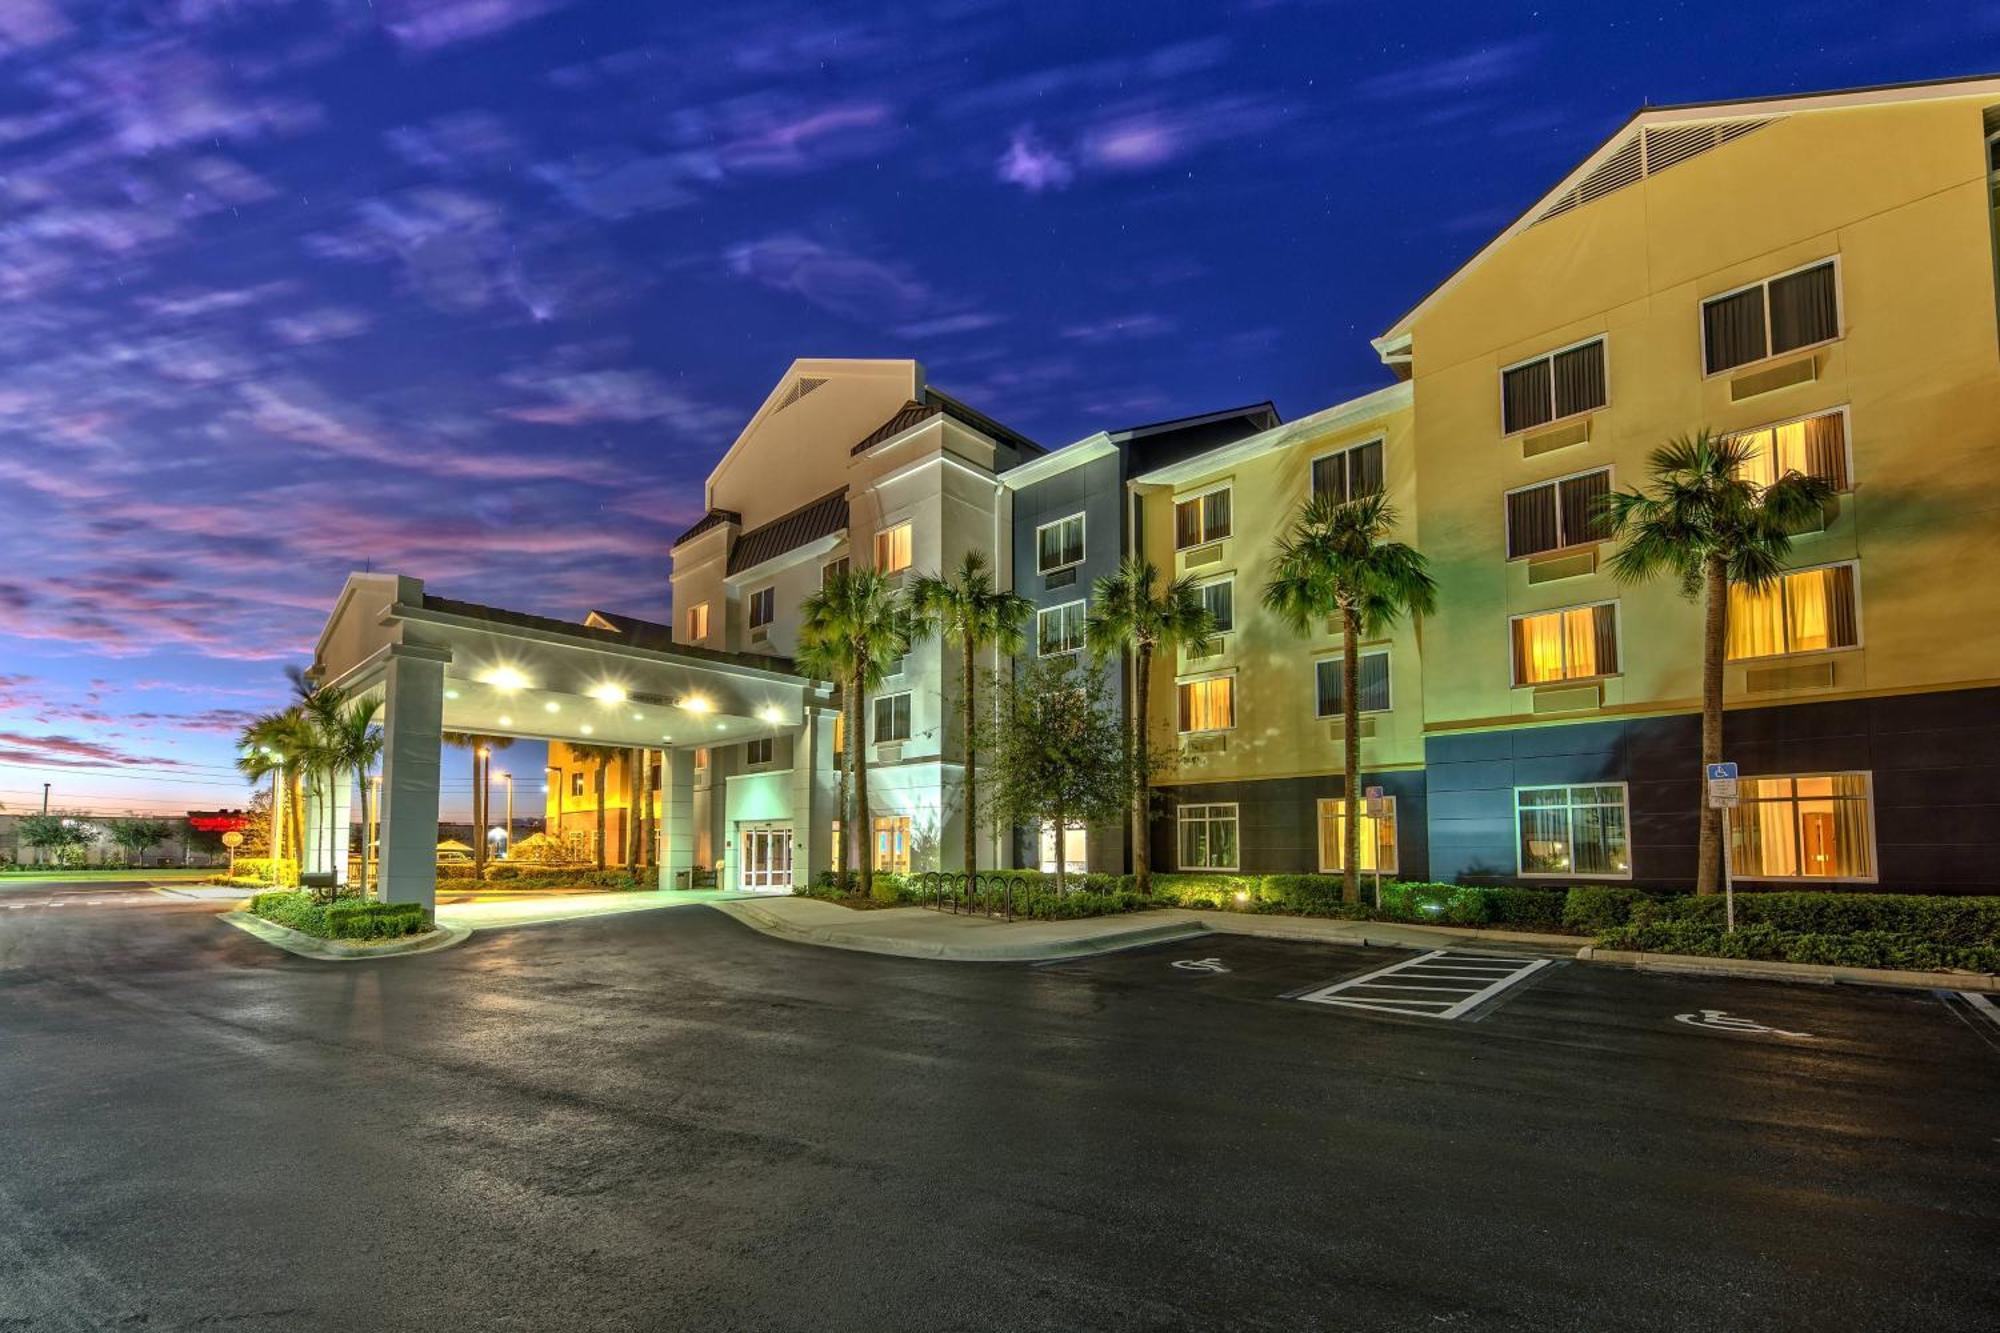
[1297,949,1554,1020]
[1962,992,2000,1032]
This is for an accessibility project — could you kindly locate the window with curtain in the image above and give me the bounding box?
[1726,563,1859,660]
[1316,798,1398,873]
[1177,803,1239,869]
[1311,439,1386,505]
[1174,488,1232,549]
[1177,676,1235,732]
[1315,651,1392,715]
[748,586,775,629]
[1516,784,1631,877]
[872,692,911,742]
[1731,408,1850,491]
[873,523,912,574]
[1511,603,1619,685]
[745,736,773,766]
[872,815,912,873]
[1199,579,1233,633]
[570,771,584,798]
[1728,773,1874,880]
[1703,260,1839,373]
[686,602,710,639]
[1037,599,1085,655]
[1505,468,1612,558]
[1036,513,1085,573]
[1501,338,1606,433]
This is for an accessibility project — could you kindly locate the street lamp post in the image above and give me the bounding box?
[498,771,513,858]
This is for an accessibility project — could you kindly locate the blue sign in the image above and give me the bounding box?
[1705,762,1738,781]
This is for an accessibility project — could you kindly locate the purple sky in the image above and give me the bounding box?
[0,0,1991,821]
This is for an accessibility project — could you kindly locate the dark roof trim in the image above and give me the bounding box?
[418,594,800,676]
[583,609,676,650]
[849,388,1043,458]
[671,507,741,548]
[1109,401,1282,442]
[726,487,850,576]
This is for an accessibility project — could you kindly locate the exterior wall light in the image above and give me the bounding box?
[544,702,560,713]
[480,667,530,691]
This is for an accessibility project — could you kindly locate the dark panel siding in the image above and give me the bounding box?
[1150,770,1430,881]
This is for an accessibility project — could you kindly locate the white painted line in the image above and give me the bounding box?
[1297,950,1554,1021]
[1961,991,2000,1032]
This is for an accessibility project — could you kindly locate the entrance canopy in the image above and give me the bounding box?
[309,573,835,906]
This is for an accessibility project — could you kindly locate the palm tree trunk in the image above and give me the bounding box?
[625,748,641,875]
[1342,606,1363,906]
[1697,556,1728,896]
[287,771,305,874]
[360,770,373,900]
[594,765,607,871]
[855,663,878,902]
[1132,643,1152,895]
[962,635,978,901]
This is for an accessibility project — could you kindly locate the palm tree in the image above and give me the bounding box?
[236,710,311,879]
[565,743,623,871]
[1263,492,1437,904]
[797,567,916,903]
[909,551,1031,901]
[1083,557,1217,896]
[1603,430,1835,895]
[323,698,384,897]
[443,733,513,882]
[295,680,354,895]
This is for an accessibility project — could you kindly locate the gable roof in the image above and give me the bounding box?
[582,609,676,650]
[849,387,1043,458]
[671,507,740,548]
[1375,72,2000,353]
[1131,382,1411,488]
[726,487,850,576]
[1109,401,1281,442]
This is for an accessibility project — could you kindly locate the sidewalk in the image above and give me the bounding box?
[437,888,752,930]
[709,898,1208,962]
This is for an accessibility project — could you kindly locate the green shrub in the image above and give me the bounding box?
[234,858,299,887]
[1481,886,1568,931]
[1628,891,2000,946]
[1148,873,1260,905]
[249,891,430,941]
[1563,886,1649,933]
[1257,874,1352,914]
[1599,919,1999,974]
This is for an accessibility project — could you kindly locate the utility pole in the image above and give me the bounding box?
[41,782,50,814]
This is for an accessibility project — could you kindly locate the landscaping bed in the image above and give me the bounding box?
[248,891,431,942]
[805,871,1158,921]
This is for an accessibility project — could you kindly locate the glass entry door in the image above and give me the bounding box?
[740,827,793,891]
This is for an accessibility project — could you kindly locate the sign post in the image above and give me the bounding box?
[221,829,244,879]
[1705,762,1740,932]
[1363,786,1387,908]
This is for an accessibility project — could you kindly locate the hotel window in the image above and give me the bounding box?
[1501,337,1606,435]
[1516,784,1631,878]
[1315,650,1391,716]
[747,586,775,630]
[1177,675,1235,733]
[1316,798,1398,874]
[1511,603,1619,685]
[1728,773,1875,881]
[1038,822,1088,875]
[745,736,774,767]
[822,556,849,587]
[1177,803,1239,870]
[694,747,709,771]
[570,771,585,798]
[1174,487,1232,549]
[873,815,912,874]
[1702,259,1840,374]
[1198,579,1234,634]
[1726,563,1859,661]
[1730,407,1851,492]
[1505,468,1613,559]
[686,602,710,640]
[1038,599,1086,656]
[874,522,913,574]
[873,692,912,743]
[1036,513,1085,574]
[1310,439,1385,505]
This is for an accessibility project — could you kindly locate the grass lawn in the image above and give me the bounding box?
[0,867,213,884]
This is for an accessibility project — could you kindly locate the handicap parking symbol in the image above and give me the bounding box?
[1172,957,1230,974]
[1674,1008,1812,1039]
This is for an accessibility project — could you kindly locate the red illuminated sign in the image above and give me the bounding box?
[187,811,252,833]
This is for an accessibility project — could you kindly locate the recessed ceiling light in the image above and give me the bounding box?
[587,683,627,704]
[480,666,530,691]
[677,694,712,713]
[579,724,594,735]
[497,715,513,726]
[543,702,560,713]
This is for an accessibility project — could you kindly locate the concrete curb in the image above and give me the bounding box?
[155,886,256,903]
[708,900,1211,963]
[220,910,471,962]
[1186,911,1579,954]
[1576,945,1998,992]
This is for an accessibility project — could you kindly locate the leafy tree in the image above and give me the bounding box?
[1604,430,1835,895]
[974,656,1130,895]
[107,818,177,866]
[908,551,1031,902]
[17,813,93,866]
[1083,557,1215,895]
[797,568,917,903]
[235,708,313,873]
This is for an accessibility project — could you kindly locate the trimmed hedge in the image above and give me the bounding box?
[1563,886,1649,934]
[232,857,299,888]
[1630,891,2000,946]
[466,869,642,892]
[249,891,430,941]
[1600,920,2000,974]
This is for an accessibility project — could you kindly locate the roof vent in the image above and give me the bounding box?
[772,377,827,414]
[1530,118,1776,227]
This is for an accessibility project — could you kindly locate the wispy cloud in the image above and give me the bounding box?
[996,128,1074,192]
[1355,38,1549,101]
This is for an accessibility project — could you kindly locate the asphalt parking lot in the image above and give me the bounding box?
[3,887,1996,1331]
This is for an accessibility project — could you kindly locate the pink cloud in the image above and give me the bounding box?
[996,128,1074,193]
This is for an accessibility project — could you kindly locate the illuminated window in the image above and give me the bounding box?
[1177,803,1239,870]
[1036,513,1085,574]
[872,815,912,873]
[1316,798,1398,873]
[1505,468,1612,559]
[1038,599,1085,655]
[1730,408,1850,491]
[1176,675,1234,733]
[1501,337,1606,434]
[1728,773,1875,881]
[874,523,913,574]
[745,736,774,766]
[1310,439,1385,505]
[748,586,775,630]
[1173,488,1232,549]
[693,747,709,771]
[1315,650,1391,716]
[1726,563,1858,660]
[1198,579,1233,634]
[1703,259,1840,374]
[1038,822,1088,874]
[873,692,911,743]
[569,771,584,798]
[822,556,849,587]
[686,602,709,640]
[1511,603,1619,685]
[1516,784,1631,878]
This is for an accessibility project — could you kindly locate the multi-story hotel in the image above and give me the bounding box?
[312,75,2000,907]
